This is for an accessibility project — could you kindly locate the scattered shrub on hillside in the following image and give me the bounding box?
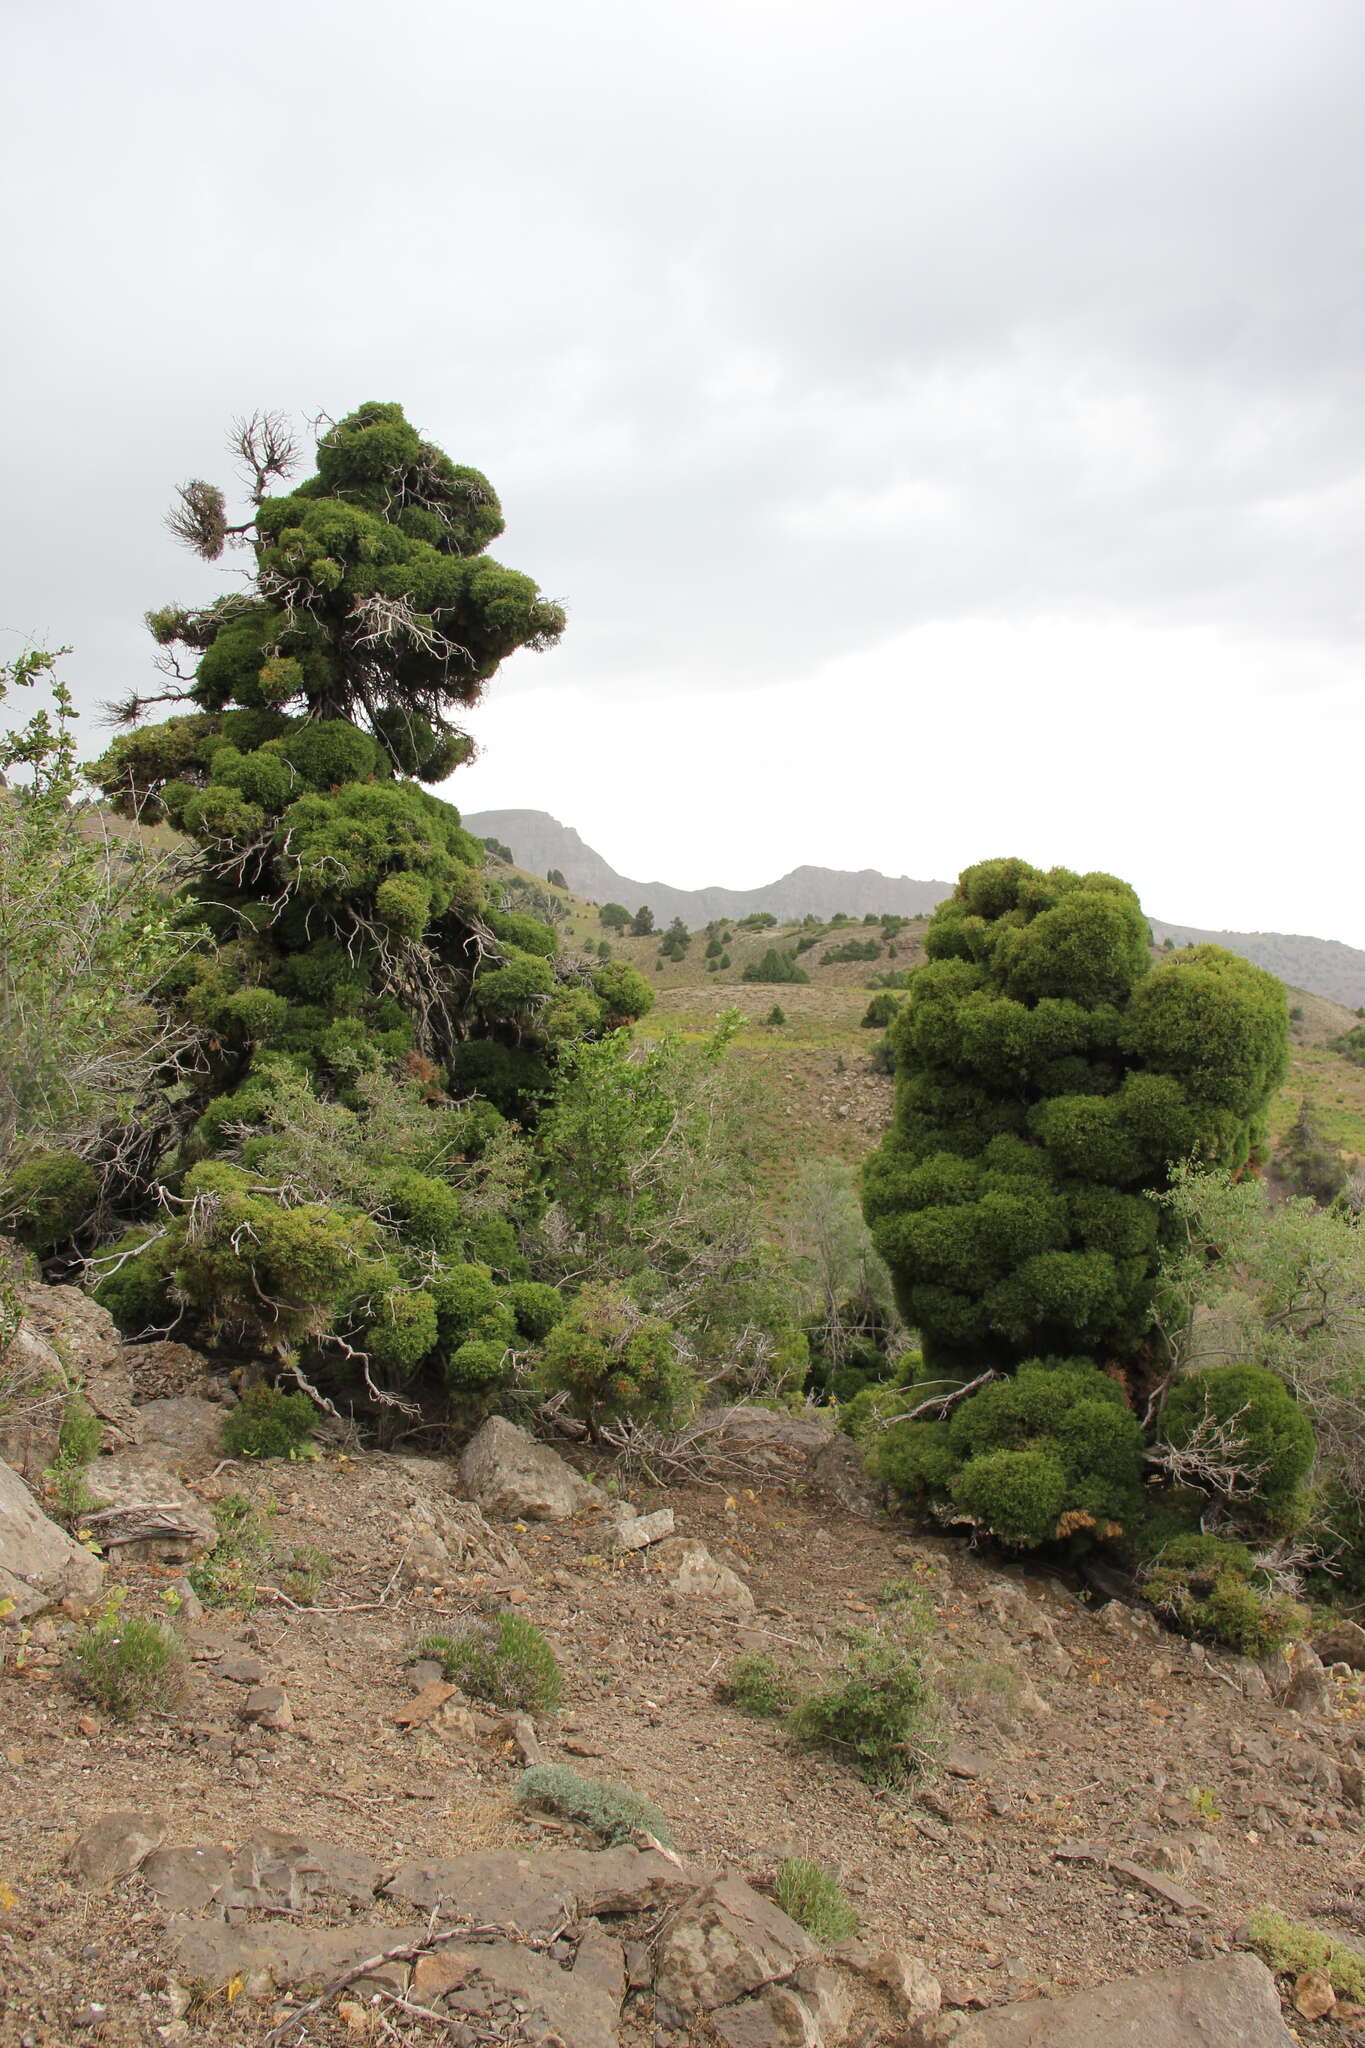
[763,1004,787,1027]
[515,1763,672,1845]
[188,1492,271,1610]
[788,1626,939,1787]
[68,1596,187,1720]
[861,993,903,1029]
[775,1859,859,1944]
[741,949,809,985]
[1330,1023,1365,1067]
[722,1651,800,1719]
[821,939,880,965]
[1247,1912,1365,2003]
[221,1383,318,1460]
[1142,1533,1306,1656]
[416,1612,563,1713]
[537,1283,694,1432]
[1276,1096,1348,1205]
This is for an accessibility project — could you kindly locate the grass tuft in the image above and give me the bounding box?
[68,1598,186,1720]
[775,1858,859,1944]
[416,1612,562,1713]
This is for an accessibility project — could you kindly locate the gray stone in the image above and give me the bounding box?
[0,1323,68,1479]
[68,1811,166,1887]
[413,1933,624,2048]
[229,1828,388,1908]
[143,1843,235,1913]
[384,1845,701,1934]
[76,1457,216,1561]
[129,1397,224,1471]
[615,1507,676,1551]
[655,1872,817,2016]
[962,1953,1294,2045]
[712,1964,852,2047]
[457,1417,605,1523]
[0,1457,105,1617]
[167,1917,416,1993]
[216,1651,264,1684]
[1109,1857,1211,1915]
[1313,1619,1365,1670]
[808,1434,882,1514]
[241,1683,293,1729]
[652,1537,756,1615]
[868,1946,942,2015]
[18,1282,123,1378]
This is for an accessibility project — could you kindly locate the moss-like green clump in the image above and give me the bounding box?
[416,1612,562,1713]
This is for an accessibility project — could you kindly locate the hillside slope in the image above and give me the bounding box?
[470,809,1365,1007]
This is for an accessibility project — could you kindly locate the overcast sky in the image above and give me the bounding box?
[4,0,1363,944]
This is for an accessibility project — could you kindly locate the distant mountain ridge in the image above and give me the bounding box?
[463,809,951,926]
[463,808,1365,1009]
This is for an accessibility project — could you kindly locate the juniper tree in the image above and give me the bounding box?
[84,404,650,1385]
[860,858,1289,1552]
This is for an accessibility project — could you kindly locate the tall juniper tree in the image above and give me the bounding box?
[85,403,650,1389]
[859,857,1289,1551]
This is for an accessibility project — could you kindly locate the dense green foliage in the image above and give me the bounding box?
[1162,1364,1314,1523]
[1142,1534,1305,1655]
[788,1626,939,1787]
[221,1382,318,1459]
[864,860,1288,1384]
[537,1282,695,1431]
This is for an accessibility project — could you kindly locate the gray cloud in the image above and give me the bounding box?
[2,0,1363,719]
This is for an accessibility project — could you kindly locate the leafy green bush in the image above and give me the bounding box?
[416,1612,563,1713]
[821,938,880,965]
[763,1005,787,1027]
[68,1598,187,1720]
[1162,1364,1314,1522]
[1247,1911,1365,2002]
[788,1627,939,1787]
[1143,1534,1305,1655]
[775,1859,859,1944]
[515,1763,671,1845]
[221,1383,317,1460]
[2,1150,100,1254]
[537,1282,695,1431]
[722,1652,799,1718]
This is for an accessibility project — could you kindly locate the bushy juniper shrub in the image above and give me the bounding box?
[788,1627,940,1787]
[515,1763,672,1846]
[68,1598,187,1720]
[722,1652,800,1719]
[2,1150,100,1254]
[820,938,880,965]
[870,1358,1145,1549]
[416,1612,563,1713]
[537,1283,695,1431]
[507,1281,566,1341]
[741,949,809,985]
[1143,1533,1306,1656]
[861,992,903,1029]
[775,1860,859,1944]
[221,1383,318,1460]
[1161,1364,1314,1525]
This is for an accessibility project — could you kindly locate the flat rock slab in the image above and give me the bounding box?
[128,1397,224,1470]
[384,1846,701,1933]
[615,1507,675,1550]
[412,1933,625,2048]
[967,1953,1294,2047]
[77,1457,216,1561]
[655,1872,817,2017]
[0,1457,105,1618]
[457,1416,605,1523]
[168,1916,417,1992]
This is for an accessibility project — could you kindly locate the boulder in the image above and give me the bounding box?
[1313,1619,1365,1670]
[129,1397,224,1473]
[384,1845,701,1933]
[655,1872,817,2018]
[0,1321,67,1478]
[76,1457,216,1561]
[962,1953,1294,2046]
[615,1507,675,1551]
[457,1417,604,1523]
[653,1536,756,1613]
[18,1282,123,1378]
[68,1811,167,1887]
[0,1457,105,1617]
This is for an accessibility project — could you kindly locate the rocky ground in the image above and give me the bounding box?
[4,1284,1365,2046]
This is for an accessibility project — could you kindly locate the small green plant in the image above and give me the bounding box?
[188,1492,270,1610]
[723,1651,799,1719]
[43,1391,103,1528]
[515,1762,672,1845]
[67,1595,187,1720]
[277,1543,331,1604]
[788,1626,939,1787]
[1247,1910,1365,2002]
[774,1858,859,1944]
[221,1383,318,1460]
[416,1611,563,1713]
[1188,1785,1220,1823]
